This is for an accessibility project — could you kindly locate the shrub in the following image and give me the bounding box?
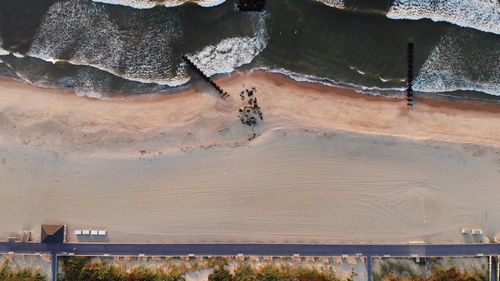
[208,266,233,281]
[374,261,487,281]
[294,268,340,281]
[256,264,292,281]
[233,264,258,281]
[58,256,88,281]
[0,261,46,281]
[58,257,186,281]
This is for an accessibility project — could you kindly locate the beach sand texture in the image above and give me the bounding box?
[0,71,499,243]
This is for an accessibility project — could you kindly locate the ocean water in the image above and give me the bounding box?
[91,0,227,9]
[414,28,499,97]
[0,37,8,56]
[388,0,500,35]
[0,0,498,100]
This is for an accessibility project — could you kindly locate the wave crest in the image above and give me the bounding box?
[0,37,9,56]
[387,0,500,35]
[187,13,268,77]
[91,0,226,9]
[315,0,344,9]
[414,30,500,96]
[28,0,189,87]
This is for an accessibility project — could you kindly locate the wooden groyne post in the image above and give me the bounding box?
[182,55,230,100]
[407,42,414,110]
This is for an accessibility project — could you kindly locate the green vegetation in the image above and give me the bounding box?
[206,263,343,281]
[233,264,258,281]
[373,260,487,281]
[0,261,46,281]
[58,256,185,281]
[59,256,347,281]
[208,266,233,281]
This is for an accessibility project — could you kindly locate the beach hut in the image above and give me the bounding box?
[74,230,82,236]
[90,230,98,235]
[98,230,107,236]
[82,230,90,235]
[462,228,471,234]
[41,225,65,243]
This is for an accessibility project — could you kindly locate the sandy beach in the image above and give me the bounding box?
[0,71,499,243]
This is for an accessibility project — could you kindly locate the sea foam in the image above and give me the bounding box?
[387,0,500,35]
[187,13,268,77]
[27,0,268,96]
[315,0,344,9]
[28,0,189,87]
[414,29,500,96]
[91,0,226,9]
[0,37,9,56]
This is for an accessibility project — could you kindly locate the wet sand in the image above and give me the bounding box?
[0,71,499,243]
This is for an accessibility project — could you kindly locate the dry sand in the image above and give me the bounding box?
[0,71,499,244]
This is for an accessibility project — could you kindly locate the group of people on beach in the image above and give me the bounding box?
[238,86,263,127]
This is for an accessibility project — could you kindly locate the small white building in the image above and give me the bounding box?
[76,229,106,236]
[472,229,483,235]
[461,228,471,234]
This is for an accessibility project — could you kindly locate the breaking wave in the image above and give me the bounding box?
[315,0,344,9]
[387,0,500,35]
[187,13,268,77]
[0,37,9,56]
[91,0,226,9]
[27,0,268,91]
[28,0,189,87]
[414,29,500,96]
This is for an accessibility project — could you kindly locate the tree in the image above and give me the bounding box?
[78,263,126,281]
[59,256,88,281]
[233,264,257,281]
[294,268,339,281]
[256,264,291,281]
[0,260,46,281]
[208,266,233,281]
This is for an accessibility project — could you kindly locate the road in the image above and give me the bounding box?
[0,242,500,256]
[3,242,500,256]
[1,242,499,281]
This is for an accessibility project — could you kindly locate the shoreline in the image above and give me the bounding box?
[0,70,499,156]
[243,70,500,111]
[11,68,500,110]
